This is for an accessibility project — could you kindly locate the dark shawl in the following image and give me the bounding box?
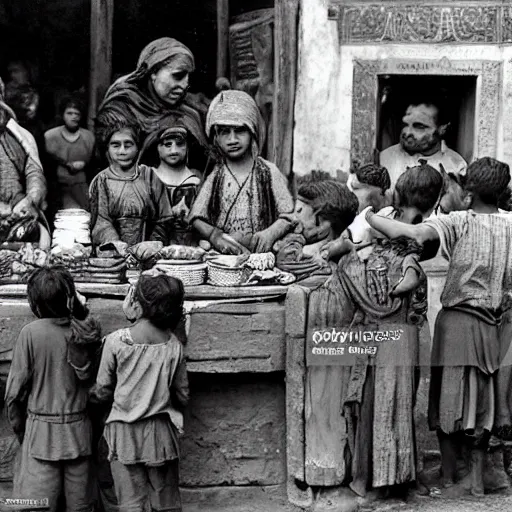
[95,38,207,150]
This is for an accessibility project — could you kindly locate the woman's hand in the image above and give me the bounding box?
[12,197,36,220]
[210,228,249,255]
[250,227,279,253]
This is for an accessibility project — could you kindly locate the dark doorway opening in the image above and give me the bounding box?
[377,75,477,164]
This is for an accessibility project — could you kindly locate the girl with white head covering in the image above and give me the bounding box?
[189,90,293,254]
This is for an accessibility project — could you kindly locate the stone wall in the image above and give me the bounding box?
[0,296,288,488]
[293,0,512,177]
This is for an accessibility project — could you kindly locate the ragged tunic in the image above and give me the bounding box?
[5,319,93,460]
[424,211,512,435]
[305,240,426,494]
[89,164,174,247]
[189,157,293,244]
[94,328,189,466]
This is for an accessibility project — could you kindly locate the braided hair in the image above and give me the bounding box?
[134,274,185,331]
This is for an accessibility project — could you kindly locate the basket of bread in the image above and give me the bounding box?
[153,245,208,286]
[207,252,295,287]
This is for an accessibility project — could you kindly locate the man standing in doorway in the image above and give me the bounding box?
[379,95,467,199]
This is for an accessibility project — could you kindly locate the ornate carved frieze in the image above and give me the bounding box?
[350,59,501,166]
[328,2,512,44]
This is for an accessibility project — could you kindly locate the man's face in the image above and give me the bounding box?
[63,107,81,130]
[347,173,385,212]
[400,104,442,155]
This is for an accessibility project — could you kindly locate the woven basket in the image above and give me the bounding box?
[207,261,251,287]
[156,262,207,286]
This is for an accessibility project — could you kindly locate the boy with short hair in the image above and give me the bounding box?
[347,163,391,212]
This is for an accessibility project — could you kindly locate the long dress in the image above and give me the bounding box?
[89,164,173,247]
[305,238,426,494]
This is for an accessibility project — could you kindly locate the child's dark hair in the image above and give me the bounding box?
[99,122,142,154]
[298,174,359,237]
[27,266,101,346]
[59,95,84,118]
[350,163,391,195]
[463,157,511,207]
[395,163,444,213]
[135,274,185,331]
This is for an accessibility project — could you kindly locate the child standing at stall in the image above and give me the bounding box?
[5,266,102,512]
[89,123,174,250]
[139,121,202,246]
[366,157,512,498]
[92,273,189,512]
[189,90,293,254]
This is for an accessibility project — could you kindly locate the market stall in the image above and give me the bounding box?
[0,209,304,491]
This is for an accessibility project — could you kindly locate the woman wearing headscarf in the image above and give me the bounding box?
[95,37,208,170]
[188,90,293,254]
[0,77,50,248]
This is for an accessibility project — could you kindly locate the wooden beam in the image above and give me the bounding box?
[216,0,230,79]
[273,0,299,179]
[88,0,114,131]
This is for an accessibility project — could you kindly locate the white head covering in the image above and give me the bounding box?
[206,90,266,155]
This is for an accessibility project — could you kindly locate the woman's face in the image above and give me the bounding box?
[151,60,190,105]
[108,129,138,170]
[216,126,252,161]
[158,136,188,168]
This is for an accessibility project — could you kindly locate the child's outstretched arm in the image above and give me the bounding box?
[366,208,439,248]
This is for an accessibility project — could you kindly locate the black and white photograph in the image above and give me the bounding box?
[1,1,512,511]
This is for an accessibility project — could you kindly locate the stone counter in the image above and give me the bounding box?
[0,259,450,505]
[0,284,291,491]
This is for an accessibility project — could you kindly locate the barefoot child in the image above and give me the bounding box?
[366,157,512,498]
[5,266,102,512]
[189,90,293,254]
[92,273,189,511]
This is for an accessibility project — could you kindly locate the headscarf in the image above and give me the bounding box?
[206,90,266,156]
[95,38,207,149]
[138,117,192,167]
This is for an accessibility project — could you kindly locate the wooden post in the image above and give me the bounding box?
[88,0,114,131]
[217,0,230,80]
[273,0,299,179]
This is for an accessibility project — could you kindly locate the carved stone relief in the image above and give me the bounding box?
[328,2,512,44]
[351,59,502,166]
